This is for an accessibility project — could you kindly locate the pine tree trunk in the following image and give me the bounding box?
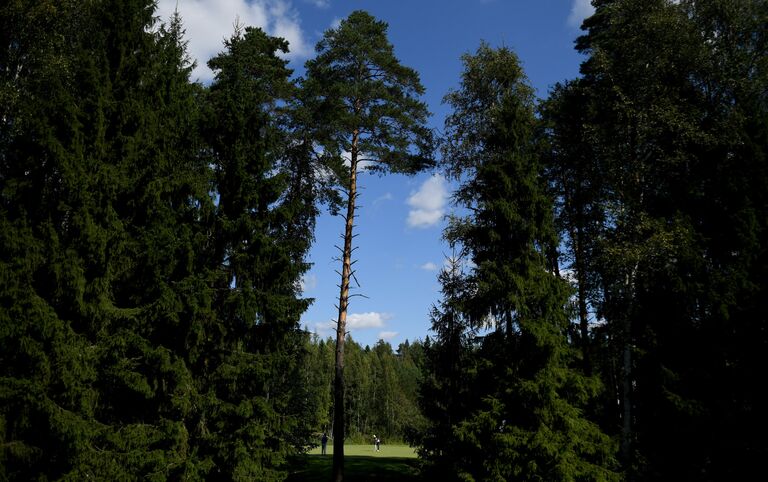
[333,129,359,482]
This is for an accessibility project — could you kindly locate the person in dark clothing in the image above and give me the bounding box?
[321,432,328,455]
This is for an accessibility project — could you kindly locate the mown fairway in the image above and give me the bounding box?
[288,445,421,482]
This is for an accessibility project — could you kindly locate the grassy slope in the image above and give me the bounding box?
[288,445,421,482]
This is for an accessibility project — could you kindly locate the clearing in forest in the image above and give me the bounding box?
[288,445,420,481]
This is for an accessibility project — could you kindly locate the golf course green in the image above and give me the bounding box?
[288,445,421,481]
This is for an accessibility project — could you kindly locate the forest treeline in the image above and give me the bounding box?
[303,337,425,445]
[2,0,767,481]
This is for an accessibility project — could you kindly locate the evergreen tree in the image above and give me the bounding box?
[541,80,608,376]
[199,24,316,479]
[569,0,768,478]
[1,5,97,477]
[302,336,335,436]
[417,252,478,475]
[300,11,433,480]
[1,0,212,477]
[2,3,318,478]
[392,339,427,441]
[425,43,619,481]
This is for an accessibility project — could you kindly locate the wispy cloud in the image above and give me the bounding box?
[373,192,393,207]
[567,0,595,29]
[378,331,399,341]
[156,0,310,83]
[308,311,393,338]
[406,174,448,228]
[420,262,439,271]
[304,320,332,338]
[347,312,392,329]
[299,273,317,292]
[306,0,330,8]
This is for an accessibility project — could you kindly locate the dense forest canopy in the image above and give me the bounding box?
[2,0,766,481]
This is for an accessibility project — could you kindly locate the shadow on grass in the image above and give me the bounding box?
[288,454,422,482]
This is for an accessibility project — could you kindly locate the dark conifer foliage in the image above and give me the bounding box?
[199,25,317,479]
[541,80,607,376]
[1,2,316,479]
[2,1,206,477]
[419,43,619,481]
[417,252,478,474]
[547,0,768,479]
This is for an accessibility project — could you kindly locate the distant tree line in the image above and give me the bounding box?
[303,336,425,445]
[2,0,767,481]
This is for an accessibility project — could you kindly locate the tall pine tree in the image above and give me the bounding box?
[300,11,433,480]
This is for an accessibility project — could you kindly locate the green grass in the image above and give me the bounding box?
[306,444,416,457]
[288,444,421,482]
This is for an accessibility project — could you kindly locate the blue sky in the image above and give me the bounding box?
[157,0,595,348]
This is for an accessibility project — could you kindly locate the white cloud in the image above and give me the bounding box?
[330,17,342,30]
[307,0,330,7]
[406,174,448,228]
[420,262,438,271]
[311,320,331,329]
[378,331,399,341]
[373,192,393,206]
[567,0,595,29]
[347,312,392,329]
[308,311,392,337]
[341,150,376,172]
[306,312,394,340]
[299,273,317,292]
[305,320,335,339]
[156,0,310,83]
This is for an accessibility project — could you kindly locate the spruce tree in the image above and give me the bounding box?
[0,5,99,473]
[300,11,433,480]
[1,0,212,477]
[417,251,478,477]
[200,25,315,479]
[2,2,321,478]
[431,43,619,481]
